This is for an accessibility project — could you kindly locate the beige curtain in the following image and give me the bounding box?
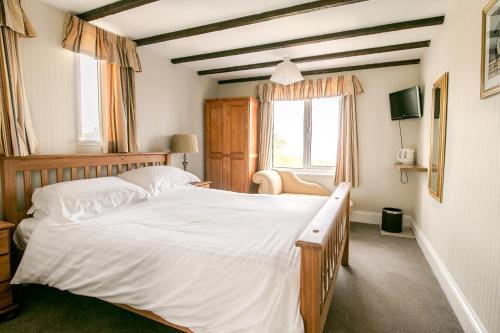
[63,15,141,72]
[258,101,273,170]
[258,76,363,101]
[100,63,138,153]
[0,0,38,156]
[258,75,363,186]
[335,94,359,187]
[63,15,140,153]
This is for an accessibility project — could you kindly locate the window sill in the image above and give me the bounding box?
[77,141,101,146]
[273,167,335,177]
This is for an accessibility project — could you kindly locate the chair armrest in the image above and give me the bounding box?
[279,171,331,196]
[252,170,283,194]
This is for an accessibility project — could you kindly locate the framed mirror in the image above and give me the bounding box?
[428,73,449,202]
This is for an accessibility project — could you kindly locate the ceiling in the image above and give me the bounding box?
[41,0,451,83]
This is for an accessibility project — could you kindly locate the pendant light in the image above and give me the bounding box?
[270,57,304,85]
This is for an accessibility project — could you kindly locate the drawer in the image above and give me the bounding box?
[0,230,8,255]
[0,281,12,309]
[0,255,10,282]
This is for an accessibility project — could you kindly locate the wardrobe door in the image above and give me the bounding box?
[223,100,249,193]
[205,101,224,190]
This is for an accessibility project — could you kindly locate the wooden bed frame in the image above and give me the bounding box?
[0,152,351,333]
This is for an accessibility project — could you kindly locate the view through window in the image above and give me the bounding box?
[78,54,101,143]
[272,97,340,171]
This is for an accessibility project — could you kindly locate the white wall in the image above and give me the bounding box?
[218,65,422,214]
[135,48,216,177]
[415,0,500,332]
[18,0,217,178]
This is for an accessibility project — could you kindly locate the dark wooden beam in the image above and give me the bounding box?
[217,59,421,84]
[172,16,444,64]
[199,41,430,75]
[77,0,159,21]
[135,0,368,46]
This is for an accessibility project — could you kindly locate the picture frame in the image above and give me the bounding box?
[481,0,500,99]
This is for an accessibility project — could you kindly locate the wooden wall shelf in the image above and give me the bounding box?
[394,163,428,172]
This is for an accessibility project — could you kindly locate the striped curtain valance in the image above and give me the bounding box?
[0,0,36,37]
[63,15,142,72]
[258,75,364,101]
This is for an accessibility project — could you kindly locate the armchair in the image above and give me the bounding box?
[252,170,330,196]
[253,170,354,211]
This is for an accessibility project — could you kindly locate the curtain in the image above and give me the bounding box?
[258,75,363,186]
[0,0,38,156]
[63,15,141,72]
[258,76,363,102]
[100,63,138,153]
[258,100,273,170]
[335,94,359,187]
[63,15,140,153]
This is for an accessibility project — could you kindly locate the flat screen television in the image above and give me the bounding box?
[389,86,422,120]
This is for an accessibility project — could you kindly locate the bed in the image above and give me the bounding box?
[0,153,351,333]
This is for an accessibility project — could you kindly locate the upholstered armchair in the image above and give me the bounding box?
[253,170,354,211]
[252,170,331,196]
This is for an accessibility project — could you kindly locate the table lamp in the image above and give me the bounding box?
[171,134,199,171]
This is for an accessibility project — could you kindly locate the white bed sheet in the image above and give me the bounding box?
[12,186,327,333]
[13,217,38,250]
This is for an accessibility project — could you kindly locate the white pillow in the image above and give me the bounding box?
[28,177,150,221]
[118,166,200,195]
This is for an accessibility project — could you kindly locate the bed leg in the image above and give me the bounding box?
[341,195,350,267]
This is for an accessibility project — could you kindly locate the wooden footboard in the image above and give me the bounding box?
[296,182,351,333]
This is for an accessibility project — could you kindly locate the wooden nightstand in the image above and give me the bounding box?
[0,221,17,320]
[190,181,212,189]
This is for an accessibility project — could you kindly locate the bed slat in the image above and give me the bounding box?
[41,169,49,186]
[96,166,101,177]
[23,171,32,210]
[71,168,78,180]
[56,169,63,182]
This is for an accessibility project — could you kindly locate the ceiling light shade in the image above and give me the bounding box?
[270,58,304,85]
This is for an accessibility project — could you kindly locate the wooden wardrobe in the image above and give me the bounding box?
[204,97,259,193]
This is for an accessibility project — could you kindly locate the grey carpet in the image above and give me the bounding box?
[0,223,463,333]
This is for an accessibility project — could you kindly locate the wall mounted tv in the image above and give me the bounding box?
[389,86,422,120]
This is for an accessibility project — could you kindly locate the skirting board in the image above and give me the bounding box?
[411,223,487,333]
[350,210,413,227]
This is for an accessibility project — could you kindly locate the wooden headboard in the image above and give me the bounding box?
[0,153,171,224]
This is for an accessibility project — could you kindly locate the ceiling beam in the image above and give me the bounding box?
[77,0,160,22]
[217,59,421,84]
[198,41,430,75]
[134,0,367,46]
[172,16,444,64]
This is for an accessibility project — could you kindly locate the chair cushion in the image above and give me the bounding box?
[279,171,331,196]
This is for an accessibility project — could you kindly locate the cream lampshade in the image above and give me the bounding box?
[270,57,304,85]
[171,134,199,171]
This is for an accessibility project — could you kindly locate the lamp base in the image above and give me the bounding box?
[182,153,188,171]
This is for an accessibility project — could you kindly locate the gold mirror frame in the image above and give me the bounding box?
[480,0,500,99]
[428,73,449,202]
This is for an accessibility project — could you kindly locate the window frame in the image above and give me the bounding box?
[272,97,339,174]
[76,54,102,146]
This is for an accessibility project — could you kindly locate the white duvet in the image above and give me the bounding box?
[12,186,327,333]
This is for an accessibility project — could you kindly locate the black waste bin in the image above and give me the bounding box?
[381,208,403,233]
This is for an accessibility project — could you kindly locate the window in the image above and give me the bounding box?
[77,54,101,144]
[272,97,340,172]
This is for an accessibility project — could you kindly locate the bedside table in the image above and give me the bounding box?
[0,221,17,320]
[190,181,212,189]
